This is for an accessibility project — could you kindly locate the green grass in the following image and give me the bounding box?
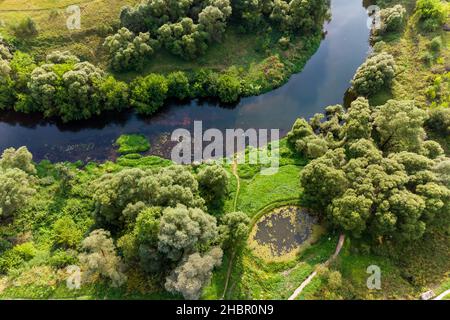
[115,134,151,155]
[236,165,303,217]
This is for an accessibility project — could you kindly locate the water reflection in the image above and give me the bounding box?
[0,0,371,162]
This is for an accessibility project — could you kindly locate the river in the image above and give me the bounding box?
[0,0,371,162]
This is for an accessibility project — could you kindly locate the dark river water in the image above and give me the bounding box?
[0,0,371,162]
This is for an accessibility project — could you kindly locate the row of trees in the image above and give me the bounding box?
[1,44,244,121]
[288,97,449,243]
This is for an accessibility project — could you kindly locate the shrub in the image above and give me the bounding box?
[429,36,442,52]
[216,73,241,103]
[49,249,78,268]
[52,216,83,248]
[131,74,168,115]
[11,17,38,38]
[426,107,450,135]
[415,0,447,31]
[167,71,191,100]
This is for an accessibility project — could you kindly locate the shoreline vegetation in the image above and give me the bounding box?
[0,0,449,301]
[0,0,329,122]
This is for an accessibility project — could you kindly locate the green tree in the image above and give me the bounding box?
[103,28,157,71]
[0,168,35,219]
[167,71,191,100]
[219,211,250,248]
[79,229,127,287]
[158,204,218,261]
[351,52,396,96]
[131,74,168,115]
[52,216,83,248]
[374,100,428,153]
[165,247,223,299]
[216,73,241,103]
[0,146,36,174]
[415,0,447,31]
[197,164,229,202]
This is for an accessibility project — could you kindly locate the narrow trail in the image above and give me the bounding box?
[434,289,450,300]
[231,157,240,212]
[288,234,345,300]
[221,157,240,300]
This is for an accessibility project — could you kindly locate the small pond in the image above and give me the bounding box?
[249,206,322,261]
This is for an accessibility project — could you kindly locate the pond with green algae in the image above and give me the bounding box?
[249,206,323,262]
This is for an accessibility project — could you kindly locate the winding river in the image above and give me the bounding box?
[0,0,371,162]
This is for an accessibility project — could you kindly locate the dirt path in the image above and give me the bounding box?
[288,234,345,300]
[231,157,240,212]
[221,157,240,299]
[434,289,450,300]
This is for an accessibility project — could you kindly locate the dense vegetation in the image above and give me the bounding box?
[0,0,330,121]
[0,0,449,301]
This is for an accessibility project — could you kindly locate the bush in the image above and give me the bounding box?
[49,249,78,268]
[421,51,434,65]
[426,107,450,135]
[415,0,447,31]
[381,5,406,33]
[131,74,168,115]
[216,73,241,103]
[116,134,151,154]
[167,71,191,100]
[429,36,442,53]
[52,216,83,248]
[11,17,38,38]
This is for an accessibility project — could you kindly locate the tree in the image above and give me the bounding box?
[92,165,205,225]
[158,204,218,261]
[290,95,450,244]
[79,229,127,287]
[351,52,396,96]
[342,97,372,141]
[219,211,250,248]
[197,164,229,202]
[103,28,157,71]
[373,5,406,36]
[23,58,122,122]
[198,0,232,43]
[165,247,223,299]
[328,189,373,237]
[96,76,129,112]
[0,146,36,174]
[216,73,241,103]
[167,71,191,100]
[373,100,428,153]
[134,207,162,245]
[300,149,348,211]
[131,74,168,115]
[0,168,35,219]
